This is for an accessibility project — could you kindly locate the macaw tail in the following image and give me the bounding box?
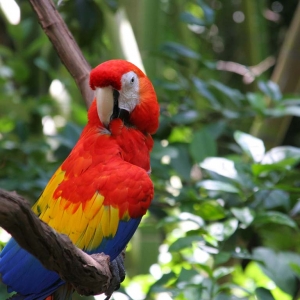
[44,284,73,300]
[7,286,72,300]
[0,239,67,300]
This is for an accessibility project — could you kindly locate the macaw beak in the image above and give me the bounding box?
[95,87,130,128]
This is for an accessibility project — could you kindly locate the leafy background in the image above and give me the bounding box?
[1,0,300,299]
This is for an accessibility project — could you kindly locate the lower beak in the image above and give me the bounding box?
[110,90,130,124]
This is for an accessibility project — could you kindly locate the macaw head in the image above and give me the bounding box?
[89,60,159,134]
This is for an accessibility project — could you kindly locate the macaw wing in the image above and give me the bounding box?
[32,157,153,259]
[0,158,153,298]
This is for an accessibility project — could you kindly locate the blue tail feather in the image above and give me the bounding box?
[0,217,142,299]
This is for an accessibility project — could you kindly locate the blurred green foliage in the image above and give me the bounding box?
[1,0,300,300]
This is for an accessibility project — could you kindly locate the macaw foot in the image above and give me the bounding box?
[105,250,126,300]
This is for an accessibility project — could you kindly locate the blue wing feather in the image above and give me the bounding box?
[0,218,141,299]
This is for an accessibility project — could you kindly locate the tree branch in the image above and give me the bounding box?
[28,0,94,108]
[0,188,112,296]
[0,1,126,298]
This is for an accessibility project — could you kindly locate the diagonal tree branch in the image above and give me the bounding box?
[0,0,125,298]
[28,0,94,108]
[0,188,112,296]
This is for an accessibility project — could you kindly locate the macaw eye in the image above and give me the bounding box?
[130,77,135,84]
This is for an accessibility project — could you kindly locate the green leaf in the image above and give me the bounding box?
[246,92,267,112]
[190,128,217,162]
[172,110,200,125]
[196,0,215,24]
[254,190,290,211]
[150,271,177,293]
[214,252,231,265]
[254,247,298,295]
[162,42,201,60]
[252,163,286,176]
[289,263,300,277]
[180,12,206,26]
[214,294,240,300]
[34,57,51,72]
[255,287,275,300]
[197,180,239,193]
[152,142,179,160]
[231,207,255,226]
[198,200,226,220]
[254,211,297,228]
[193,77,221,109]
[234,131,265,162]
[169,236,203,252]
[258,80,282,101]
[170,144,193,181]
[209,80,244,106]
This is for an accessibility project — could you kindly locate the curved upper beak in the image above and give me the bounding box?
[95,87,130,128]
[95,87,114,127]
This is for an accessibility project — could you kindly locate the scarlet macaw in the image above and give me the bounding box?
[0,60,160,299]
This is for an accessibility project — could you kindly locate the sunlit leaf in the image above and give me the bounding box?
[234,131,265,162]
[261,146,300,165]
[197,180,239,193]
[231,207,255,226]
[206,219,238,241]
[213,267,234,280]
[280,106,300,117]
[258,80,282,101]
[200,157,237,179]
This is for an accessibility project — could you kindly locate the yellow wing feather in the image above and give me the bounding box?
[34,178,121,251]
[31,158,152,253]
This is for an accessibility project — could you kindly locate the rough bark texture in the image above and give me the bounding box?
[28,0,94,108]
[0,188,112,296]
[250,1,300,148]
[1,1,125,298]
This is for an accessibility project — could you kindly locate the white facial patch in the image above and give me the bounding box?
[118,71,139,112]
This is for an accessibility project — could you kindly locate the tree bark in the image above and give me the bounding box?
[0,189,112,296]
[0,0,123,298]
[28,0,94,108]
[250,1,300,148]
